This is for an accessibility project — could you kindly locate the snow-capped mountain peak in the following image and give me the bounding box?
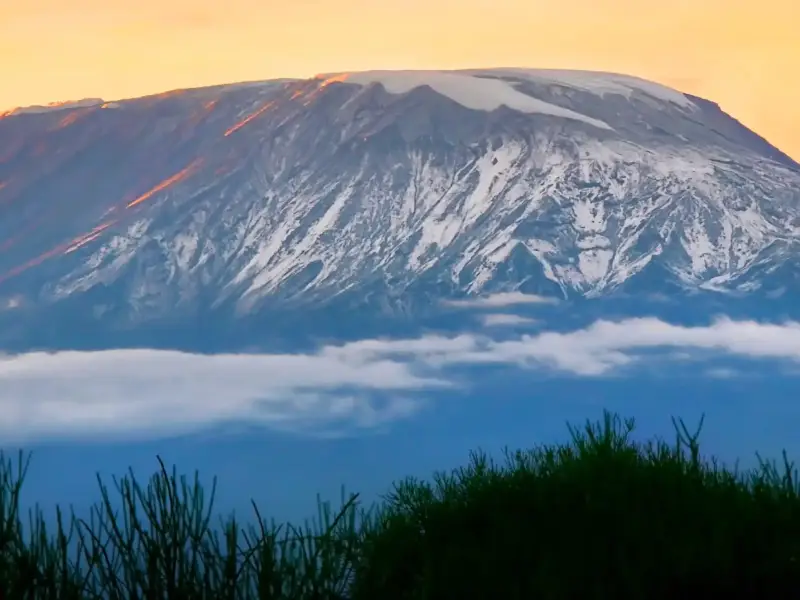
[0,68,798,349]
[318,68,696,112]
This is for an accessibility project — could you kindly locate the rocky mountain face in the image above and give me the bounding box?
[0,69,798,350]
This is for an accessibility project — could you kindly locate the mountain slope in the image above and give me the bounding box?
[0,69,799,348]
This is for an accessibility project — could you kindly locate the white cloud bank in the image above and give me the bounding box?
[1,316,799,442]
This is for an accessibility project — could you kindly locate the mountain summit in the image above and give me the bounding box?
[0,69,798,349]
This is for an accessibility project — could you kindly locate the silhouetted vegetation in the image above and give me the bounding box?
[1,411,800,598]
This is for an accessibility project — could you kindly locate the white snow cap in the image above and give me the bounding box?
[474,68,695,108]
[314,69,695,130]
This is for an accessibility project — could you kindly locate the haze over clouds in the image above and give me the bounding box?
[1,316,799,443]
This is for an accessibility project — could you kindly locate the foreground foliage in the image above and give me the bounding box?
[1,411,799,598]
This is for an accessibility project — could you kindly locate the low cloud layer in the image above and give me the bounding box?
[480,313,540,327]
[441,292,559,308]
[1,316,799,442]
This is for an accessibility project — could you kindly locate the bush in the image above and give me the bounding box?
[0,455,363,599]
[349,412,800,599]
[1,411,800,598]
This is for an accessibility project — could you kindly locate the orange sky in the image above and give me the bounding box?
[1,0,799,159]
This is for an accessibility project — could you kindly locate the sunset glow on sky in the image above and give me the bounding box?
[1,0,798,159]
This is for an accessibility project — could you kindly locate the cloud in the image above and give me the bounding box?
[1,316,799,442]
[320,316,800,377]
[441,292,559,308]
[479,313,540,327]
[0,295,23,310]
[0,349,447,443]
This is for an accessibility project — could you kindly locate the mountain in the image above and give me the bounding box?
[0,69,799,351]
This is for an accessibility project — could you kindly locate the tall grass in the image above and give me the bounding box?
[2,411,800,598]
